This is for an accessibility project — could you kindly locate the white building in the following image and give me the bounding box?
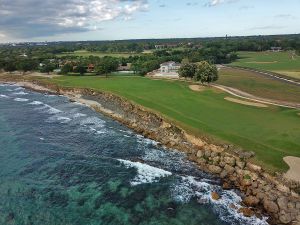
[160,61,181,74]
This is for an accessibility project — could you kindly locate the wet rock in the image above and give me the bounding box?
[222,182,231,190]
[244,196,260,207]
[211,192,220,200]
[263,199,279,213]
[208,165,222,174]
[220,170,228,178]
[238,207,255,217]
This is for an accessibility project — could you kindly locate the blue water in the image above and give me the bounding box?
[0,84,268,225]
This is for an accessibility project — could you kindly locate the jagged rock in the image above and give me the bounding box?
[213,156,220,165]
[247,163,262,173]
[276,184,290,193]
[196,150,204,158]
[222,182,231,190]
[244,196,260,207]
[208,165,222,174]
[279,211,292,224]
[220,170,228,178]
[277,197,288,210]
[204,149,211,157]
[241,178,252,187]
[236,161,246,169]
[210,151,219,157]
[211,192,220,200]
[229,203,237,209]
[224,164,235,174]
[263,199,279,213]
[224,157,236,166]
[238,207,255,217]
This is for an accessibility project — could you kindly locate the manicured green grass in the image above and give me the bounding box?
[47,75,300,172]
[230,51,300,79]
[57,50,138,58]
[217,67,300,103]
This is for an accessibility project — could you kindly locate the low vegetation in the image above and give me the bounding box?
[230,51,300,80]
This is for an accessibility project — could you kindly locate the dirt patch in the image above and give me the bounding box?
[224,97,268,108]
[189,85,206,92]
[283,156,300,183]
[246,61,278,64]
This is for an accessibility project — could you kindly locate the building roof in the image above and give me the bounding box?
[161,61,181,67]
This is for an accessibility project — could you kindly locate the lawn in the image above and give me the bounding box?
[45,75,300,173]
[230,51,300,79]
[56,50,138,58]
[217,67,300,104]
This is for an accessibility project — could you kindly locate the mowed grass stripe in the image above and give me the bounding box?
[49,76,300,172]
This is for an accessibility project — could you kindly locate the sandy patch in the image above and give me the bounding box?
[246,61,278,64]
[283,156,300,183]
[189,85,205,92]
[224,97,268,108]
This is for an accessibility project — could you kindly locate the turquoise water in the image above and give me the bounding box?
[0,84,268,225]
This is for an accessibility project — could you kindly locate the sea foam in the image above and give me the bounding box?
[0,94,9,98]
[12,91,28,95]
[171,176,269,225]
[14,98,29,102]
[118,159,172,186]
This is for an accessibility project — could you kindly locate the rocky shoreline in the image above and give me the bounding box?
[1,77,300,225]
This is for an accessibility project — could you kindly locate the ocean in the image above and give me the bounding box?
[0,84,268,225]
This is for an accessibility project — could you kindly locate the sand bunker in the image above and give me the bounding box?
[283,156,300,183]
[224,97,268,108]
[189,85,205,92]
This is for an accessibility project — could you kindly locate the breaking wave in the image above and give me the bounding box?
[14,98,29,102]
[171,176,269,225]
[118,159,172,186]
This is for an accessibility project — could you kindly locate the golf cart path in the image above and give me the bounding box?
[211,84,300,109]
[223,65,300,86]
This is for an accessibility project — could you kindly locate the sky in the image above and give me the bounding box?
[0,0,299,43]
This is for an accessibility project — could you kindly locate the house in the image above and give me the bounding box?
[117,63,132,71]
[160,61,181,74]
[87,64,95,72]
[155,44,178,49]
[270,47,282,52]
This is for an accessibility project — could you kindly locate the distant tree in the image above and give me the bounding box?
[40,63,56,74]
[16,59,38,75]
[74,65,87,75]
[3,61,17,73]
[194,61,218,84]
[61,63,73,75]
[178,63,196,79]
[95,57,118,77]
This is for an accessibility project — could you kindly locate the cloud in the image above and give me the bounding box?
[250,25,285,30]
[0,0,149,39]
[206,0,238,7]
[274,14,296,19]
